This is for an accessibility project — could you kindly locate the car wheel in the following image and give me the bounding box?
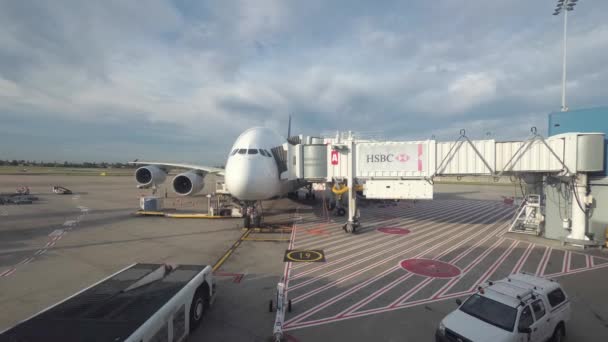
[552,324,565,342]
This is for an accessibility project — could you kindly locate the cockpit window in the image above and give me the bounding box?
[247,149,258,154]
[260,149,269,157]
[238,149,247,154]
[230,149,238,156]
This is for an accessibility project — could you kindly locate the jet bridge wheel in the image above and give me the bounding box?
[337,208,346,216]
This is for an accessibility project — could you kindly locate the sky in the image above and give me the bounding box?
[1,0,607,164]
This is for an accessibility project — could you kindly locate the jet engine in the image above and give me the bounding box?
[172,171,205,196]
[135,165,167,188]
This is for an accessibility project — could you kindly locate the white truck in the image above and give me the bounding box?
[436,273,571,342]
[0,263,215,342]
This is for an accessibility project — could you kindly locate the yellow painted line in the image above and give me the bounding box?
[135,211,165,216]
[212,229,252,272]
[285,250,324,262]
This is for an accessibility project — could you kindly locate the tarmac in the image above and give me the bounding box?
[1,175,608,341]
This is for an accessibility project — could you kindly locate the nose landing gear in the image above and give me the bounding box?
[243,201,263,229]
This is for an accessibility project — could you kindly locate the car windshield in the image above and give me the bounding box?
[459,294,517,332]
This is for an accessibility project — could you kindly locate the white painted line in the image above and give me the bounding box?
[291,203,495,278]
[289,209,510,303]
[49,229,64,237]
[63,220,77,227]
[285,267,401,326]
[293,208,512,323]
[390,277,434,307]
[561,251,569,273]
[535,246,551,276]
[466,239,519,292]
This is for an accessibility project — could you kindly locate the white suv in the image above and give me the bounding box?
[436,273,571,342]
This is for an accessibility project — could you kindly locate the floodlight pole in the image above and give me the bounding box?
[561,6,568,112]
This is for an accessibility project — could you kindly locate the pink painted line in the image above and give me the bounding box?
[285,267,401,326]
[289,207,505,295]
[19,257,35,265]
[286,290,475,331]
[337,215,510,317]
[441,220,510,265]
[294,200,468,251]
[290,203,499,281]
[591,256,595,268]
[289,209,508,306]
[287,256,608,332]
[417,144,423,171]
[390,277,434,307]
[466,239,519,292]
[299,202,469,262]
[535,247,551,276]
[564,251,571,273]
[1,268,15,277]
[2,268,16,277]
[431,237,506,299]
[547,261,608,278]
[511,242,535,274]
[586,255,591,268]
[283,208,299,291]
[539,247,554,276]
[561,251,569,273]
[337,272,415,318]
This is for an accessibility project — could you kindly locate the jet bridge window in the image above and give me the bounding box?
[248,149,258,154]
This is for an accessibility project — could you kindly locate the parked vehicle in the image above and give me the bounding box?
[436,273,570,342]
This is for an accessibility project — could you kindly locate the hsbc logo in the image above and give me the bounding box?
[366,153,410,163]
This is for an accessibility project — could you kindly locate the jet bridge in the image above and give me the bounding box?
[283,129,604,247]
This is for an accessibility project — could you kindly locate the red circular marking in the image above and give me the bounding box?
[399,258,461,278]
[377,227,410,235]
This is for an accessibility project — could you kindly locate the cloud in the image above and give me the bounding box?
[0,0,607,162]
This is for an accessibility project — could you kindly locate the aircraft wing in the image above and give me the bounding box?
[129,161,225,176]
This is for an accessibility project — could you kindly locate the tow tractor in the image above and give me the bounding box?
[0,263,216,342]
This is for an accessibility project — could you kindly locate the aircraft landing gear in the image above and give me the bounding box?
[243,201,263,229]
[342,219,360,233]
[304,184,315,200]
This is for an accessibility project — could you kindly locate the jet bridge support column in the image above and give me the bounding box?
[344,135,359,233]
[565,173,591,246]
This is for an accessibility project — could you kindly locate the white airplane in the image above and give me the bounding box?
[131,124,306,227]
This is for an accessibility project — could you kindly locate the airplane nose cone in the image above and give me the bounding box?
[225,159,275,200]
